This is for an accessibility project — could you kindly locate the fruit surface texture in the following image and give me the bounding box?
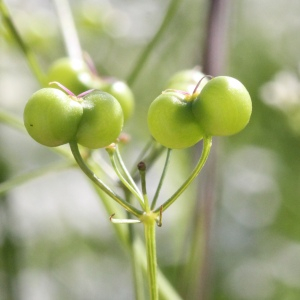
[76,90,124,149]
[24,88,83,147]
[192,76,252,136]
[147,92,203,149]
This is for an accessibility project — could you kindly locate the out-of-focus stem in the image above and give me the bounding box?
[53,0,82,60]
[0,0,46,86]
[126,0,182,86]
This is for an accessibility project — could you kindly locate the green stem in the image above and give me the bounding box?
[0,108,73,159]
[107,148,145,210]
[0,161,74,195]
[138,161,159,300]
[69,141,143,218]
[138,162,150,211]
[132,238,182,300]
[93,180,181,300]
[124,188,146,300]
[131,141,165,183]
[154,136,212,214]
[130,138,155,174]
[0,0,46,86]
[0,109,26,133]
[126,0,182,86]
[142,213,159,300]
[115,146,144,204]
[151,148,172,210]
[52,0,82,60]
[130,232,146,300]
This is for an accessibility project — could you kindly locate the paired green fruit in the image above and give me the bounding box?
[192,76,252,136]
[147,75,252,149]
[24,88,123,148]
[147,91,203,149]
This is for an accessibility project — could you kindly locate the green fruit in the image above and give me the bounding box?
[23,88,83,147]
[100,80,135,122]
[192,76,252,136]
[166,69,208,94]
[76,90,124,149]
[147,91,203,149]
[47,57,97,95]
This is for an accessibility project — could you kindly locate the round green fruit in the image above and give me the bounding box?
[147,91,203,149]
[192,76,252,136]
[23,88,83,147]
[47,57,97,95]
[76,90,124,149]
[100,80,134,122]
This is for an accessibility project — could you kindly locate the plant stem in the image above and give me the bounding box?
[126,0,182,86]
[69,141,143,217]
[142,213,159,300]
[52,0,82,60]
[0,161,74,195]
[0,0,46,86]
[138,162,150,211]
[93,178,182,300]
[130,138,155,174]
[115,146,145,205]
[0,108,74,159]
[107,148,145,209]
[151,148,172,209]
[131,141,165,182]
[124,188,146,300]
[154,136,212,214]
[130,229,146,300]
[138,162,159,300]
[0,109,26,133]
[195,0,230,298]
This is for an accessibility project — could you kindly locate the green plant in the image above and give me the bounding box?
[1,1,254,300]
[23,75,251,300]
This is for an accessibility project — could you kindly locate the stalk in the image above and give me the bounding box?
[142,213,159,300]
[138,161,159,300]
[69,141,143,218]
[0,0,46,85]
[52,0,82,60]
[155,136,212,214]
[126,0,182,86]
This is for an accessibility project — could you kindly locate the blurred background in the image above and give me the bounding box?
[1,0,300,299]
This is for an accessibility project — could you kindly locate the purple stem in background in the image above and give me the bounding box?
[203,0,231,76]
[197,0,231,299]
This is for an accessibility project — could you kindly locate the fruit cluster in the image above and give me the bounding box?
[24,88,123,148]
[148,70,252,149]
[23,61,252,150]
[24,57,134,148]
